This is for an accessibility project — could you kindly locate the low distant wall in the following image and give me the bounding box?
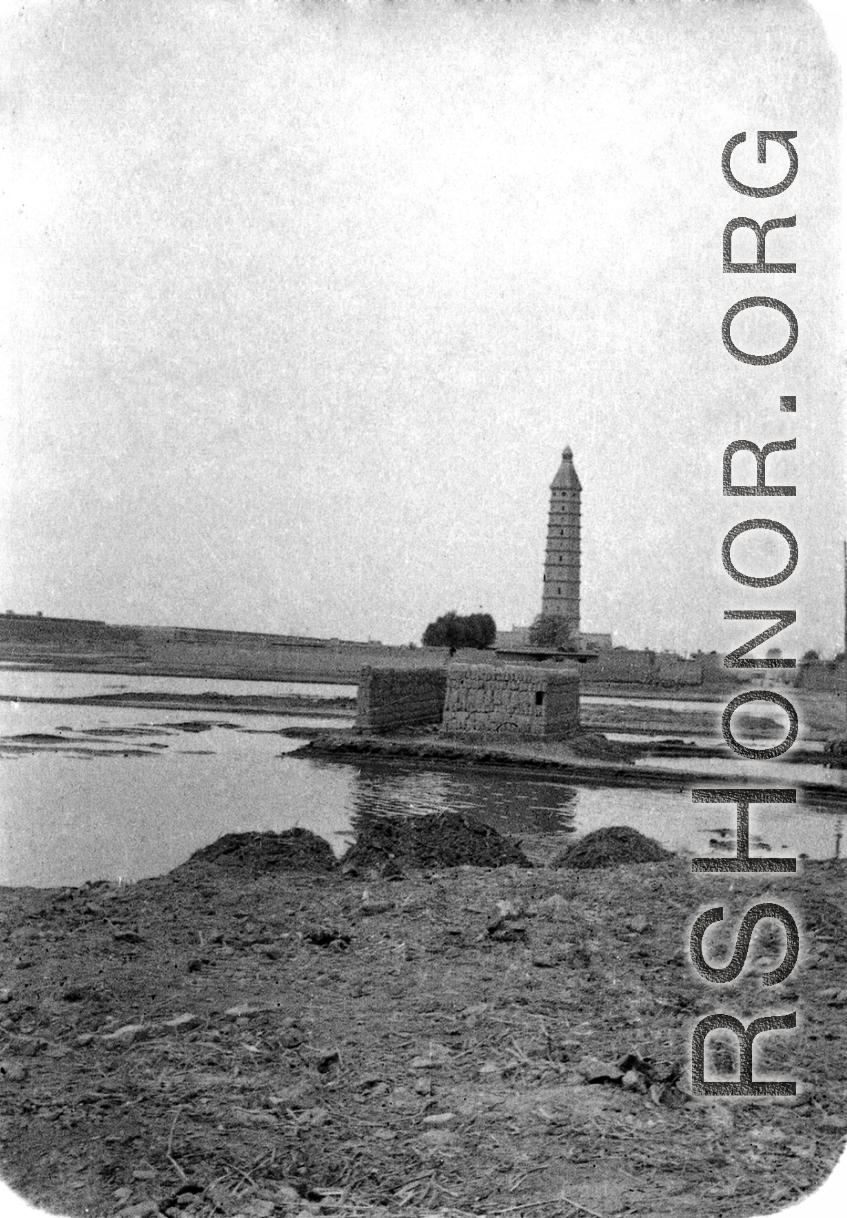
[0,615,143,652]
[0,622,497,685]
[442,663,579,739]
[653,654,702,686]
[583,651,846,696]
[795,659,846,694]
[591,650,654,685]
[137,641,450,683]
[355,666,448,732]
[590,649,703,688]
[139,643,493,684]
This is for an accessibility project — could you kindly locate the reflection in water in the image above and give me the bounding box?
[347,763,578,837]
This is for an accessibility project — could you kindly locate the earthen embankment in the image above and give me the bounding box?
[0,829,844,1218]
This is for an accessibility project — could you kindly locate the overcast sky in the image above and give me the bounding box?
[1,0,843,654]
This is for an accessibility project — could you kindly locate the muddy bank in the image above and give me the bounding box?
[0,657,364,687]
[580,692,842,744]
[0,822,846,1218]
[282,724,845,772]
[289,733,847,806]
[581,684,733,702]
[0,693,356,717]
[290,732,639,770]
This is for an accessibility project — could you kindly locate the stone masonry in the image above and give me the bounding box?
[442,663,579,739]
[355,666,447,733]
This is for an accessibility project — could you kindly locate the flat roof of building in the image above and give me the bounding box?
[494,646,597,664]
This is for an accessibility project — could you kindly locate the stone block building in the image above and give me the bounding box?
[441,663,579,739]
[355,666,448,732]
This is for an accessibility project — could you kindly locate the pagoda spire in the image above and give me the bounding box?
[540,446,581,635]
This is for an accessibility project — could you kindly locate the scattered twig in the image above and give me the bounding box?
[434,1180,462,1198]
[484,1198,608,1218]
[228,1162,257,1190]
[166,1154,188,1182]
[166,1108,181,1158]
[559,1198,610,1218]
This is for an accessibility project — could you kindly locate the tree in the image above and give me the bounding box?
[422,610,496,651]
[801,649,820,664]
[528,614,576,649]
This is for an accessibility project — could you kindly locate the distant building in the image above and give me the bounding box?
[579,631,613,651]
[496,446,611,652]
[495,625,531,649]
[541,446,581,634]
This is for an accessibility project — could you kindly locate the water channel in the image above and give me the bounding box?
[0,670,843,887]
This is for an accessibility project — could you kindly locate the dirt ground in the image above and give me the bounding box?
[1,824,846,1218]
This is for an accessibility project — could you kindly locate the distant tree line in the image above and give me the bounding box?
[422,611,496,651]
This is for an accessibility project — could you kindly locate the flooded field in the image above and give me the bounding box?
[0,672,844,886]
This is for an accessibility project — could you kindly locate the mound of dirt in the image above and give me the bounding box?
[343,811,531,873]
[553,825,671,870]
[567,731,639,762]
[5,733,69,743]
[183,828,336,875]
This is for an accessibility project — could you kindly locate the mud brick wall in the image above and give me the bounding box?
[355,666,448,732]
[652,654,702,687]
[591,649,654,684]
[590,648,703,688]
[795,658,846,694]
[442,663,579,739]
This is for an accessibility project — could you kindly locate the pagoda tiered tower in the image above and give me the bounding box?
[540,446,581,636]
